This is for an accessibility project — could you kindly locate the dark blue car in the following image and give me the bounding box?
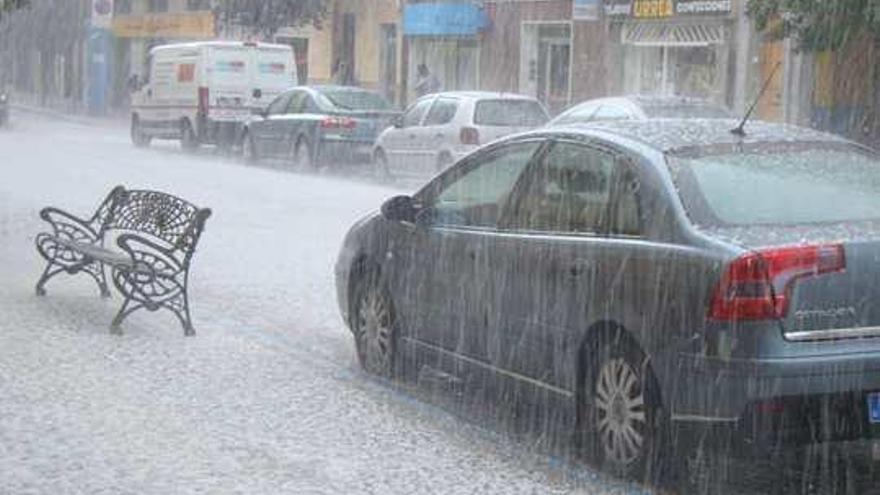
[335,118,880,486]
[241,85,397,168]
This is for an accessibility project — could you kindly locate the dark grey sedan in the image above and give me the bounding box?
[335,119,880,485]
[241,85,397,168]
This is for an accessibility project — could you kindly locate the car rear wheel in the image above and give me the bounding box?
[581,331,665,481]
[131,116,151,148]
[242,131,259,164]
[352,272,397,378]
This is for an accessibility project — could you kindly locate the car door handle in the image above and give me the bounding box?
[467,247,483,261]
[435,133,444,138]
[409,134,417,139]
[566,260,597,279]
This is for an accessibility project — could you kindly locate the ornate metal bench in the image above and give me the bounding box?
[34,186,212,336]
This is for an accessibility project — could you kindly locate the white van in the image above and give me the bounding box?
[130,41,297,150]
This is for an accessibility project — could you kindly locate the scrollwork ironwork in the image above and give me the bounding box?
[34,186,212,336]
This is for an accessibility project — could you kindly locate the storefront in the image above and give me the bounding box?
[403,2,488,99]
[605,0,734,105]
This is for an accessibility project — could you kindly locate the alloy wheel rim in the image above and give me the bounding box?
[594,357,647,470]
[356,289,392,375]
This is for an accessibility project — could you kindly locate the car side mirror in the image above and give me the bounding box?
[381,195,419,223]
[392,115,404,128]
[251,107,266,117]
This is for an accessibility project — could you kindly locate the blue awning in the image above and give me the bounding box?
[403,3,488,36]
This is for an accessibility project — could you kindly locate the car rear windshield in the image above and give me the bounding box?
[641,103,732,119]
[474,100,548,126]
[319,89,391,111]
[668,143,880,227]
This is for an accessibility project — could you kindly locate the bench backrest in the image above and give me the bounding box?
[97,186,211,267]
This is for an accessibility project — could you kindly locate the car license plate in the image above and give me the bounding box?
[868,392,880,424]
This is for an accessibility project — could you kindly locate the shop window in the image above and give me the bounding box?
[148,0,168,13]
[114,0,132,14]
[187,0,211,11]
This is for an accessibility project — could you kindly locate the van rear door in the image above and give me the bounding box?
[205,45,251,122]
[252,46,297,110]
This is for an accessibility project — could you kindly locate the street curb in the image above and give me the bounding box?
[12,103,125,129]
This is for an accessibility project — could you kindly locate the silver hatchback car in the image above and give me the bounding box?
[338,118,880,487]
[373,91,549,179]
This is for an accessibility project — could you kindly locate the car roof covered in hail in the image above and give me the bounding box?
[549,118,849,153]
[149,41,291,55]
[428,91,539,101]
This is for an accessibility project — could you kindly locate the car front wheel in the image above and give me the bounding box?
[352,272,397,377]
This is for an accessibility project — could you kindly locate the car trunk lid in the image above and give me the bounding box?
[707,224,880,341]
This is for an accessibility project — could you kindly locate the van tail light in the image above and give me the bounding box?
[198,86,209,115]
[708,244,845,321]
[460,127,480,145]
[320,116,357,130]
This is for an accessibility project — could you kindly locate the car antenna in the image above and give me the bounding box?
[731,61,781,137]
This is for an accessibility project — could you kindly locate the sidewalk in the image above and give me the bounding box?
[11,99,127,130]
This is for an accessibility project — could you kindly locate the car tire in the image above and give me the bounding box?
[293,137,314,171]
[180,119,199,152]
[242,130,259,164]
[351,269,397,378]
[131,116,151,148]
[580,330,666,483]
[374,148,392,181]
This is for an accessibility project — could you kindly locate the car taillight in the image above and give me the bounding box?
[198,86,209,114]
[320,116,357,129]
[708,244,845,321]
[460,127,480,145]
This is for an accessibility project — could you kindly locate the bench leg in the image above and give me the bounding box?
[170,291,196,337]
[35,262,65,296]
[110,298,140,335]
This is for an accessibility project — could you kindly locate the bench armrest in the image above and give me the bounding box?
[116,233,182,277]
[40,207,99,242]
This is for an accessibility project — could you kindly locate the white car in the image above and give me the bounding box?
[373,91,549,178]
[548,95,733,126]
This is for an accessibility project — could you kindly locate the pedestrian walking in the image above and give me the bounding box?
[414,63,441,97]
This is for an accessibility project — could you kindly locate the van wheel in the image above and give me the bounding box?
[131,116,151,148]
[180,119,199,152]
[580,330,665,482]
[293,137,314,171]
[242,131,259,164]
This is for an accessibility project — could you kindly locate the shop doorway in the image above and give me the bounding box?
[379,24,398,104]
[520,23,571,114]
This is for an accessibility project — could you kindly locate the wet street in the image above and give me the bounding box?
[0,111,656,494]
[3,111,879,495]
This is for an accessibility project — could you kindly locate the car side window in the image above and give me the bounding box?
[424,98,458,126]
[508,142,616,234]
[302,95,321,113]
[267,94,291,115]
[402,98,433,127]
[421,141,543,229]
[592,104,632,121]
[286,91,307,114]
[609,166,642,236]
